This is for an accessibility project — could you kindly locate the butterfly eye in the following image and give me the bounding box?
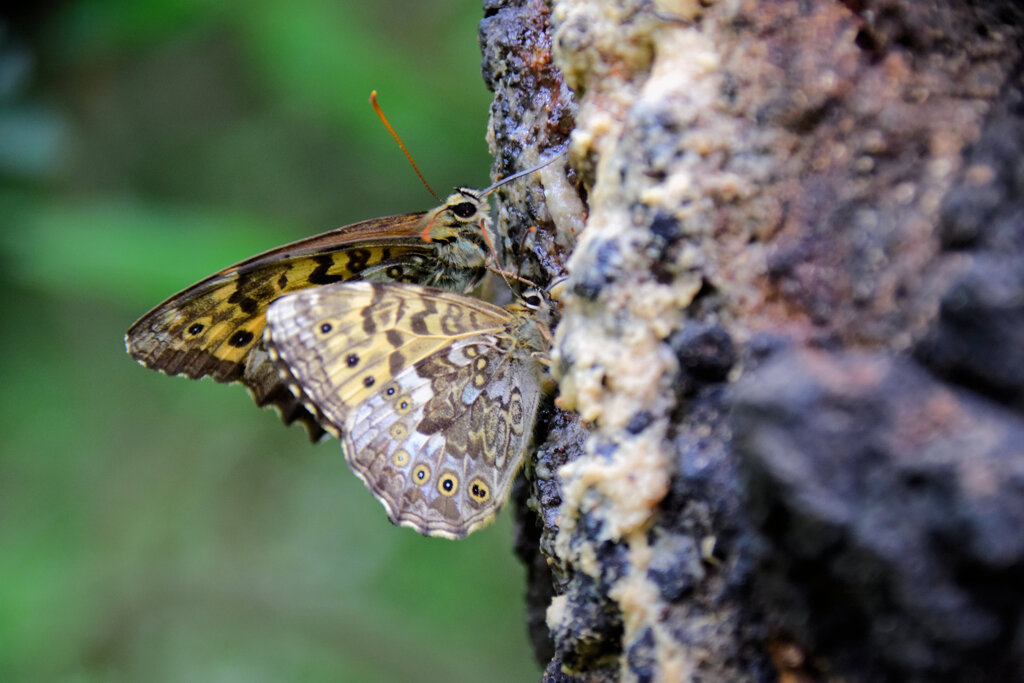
[522,294,542,307]
[451,202,477,219]
[412,464,431,485]
[469,479,490,503]
[438,473,459,497]
[395,395,413,415]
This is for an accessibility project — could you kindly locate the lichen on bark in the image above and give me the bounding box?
[481,0,1024,680]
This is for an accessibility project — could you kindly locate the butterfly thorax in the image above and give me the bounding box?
[505,298,553,359]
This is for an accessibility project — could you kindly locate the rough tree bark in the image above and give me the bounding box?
[480,0,1024,680]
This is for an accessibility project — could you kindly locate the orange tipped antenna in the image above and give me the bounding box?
[370,90,440,202]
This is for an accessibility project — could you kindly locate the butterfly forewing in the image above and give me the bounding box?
[126,207,488,440]
[264,282,548,538]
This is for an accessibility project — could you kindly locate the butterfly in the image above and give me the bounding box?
[264,281,552,538]
[126,186,507,440]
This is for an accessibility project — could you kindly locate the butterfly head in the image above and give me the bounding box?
[509,286,557,345]
[519,288,546,311]
[419,188,488,243]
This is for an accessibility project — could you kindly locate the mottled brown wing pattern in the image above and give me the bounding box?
[264,282,548,538]
[126,195,491,438]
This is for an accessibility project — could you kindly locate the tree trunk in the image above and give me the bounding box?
[481,0,1024,680]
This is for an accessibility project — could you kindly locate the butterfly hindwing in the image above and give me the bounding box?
[265,282,548,538]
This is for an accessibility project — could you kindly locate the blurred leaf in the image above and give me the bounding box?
[235,0,492,183]
[0,193,292,307]
[49,0,219,57]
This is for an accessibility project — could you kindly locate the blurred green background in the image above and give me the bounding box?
[0,1,541,681]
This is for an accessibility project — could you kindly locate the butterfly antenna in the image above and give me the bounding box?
[473,216,541,292]
[486,256,541,292]
[472,209,540,292]
[516,225,538,285]
[475,221,516,292]
[479,145,568,197]
[476,146,567,291]
[370,90,441,202]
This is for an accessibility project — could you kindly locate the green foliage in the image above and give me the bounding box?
[0,2,538,681]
